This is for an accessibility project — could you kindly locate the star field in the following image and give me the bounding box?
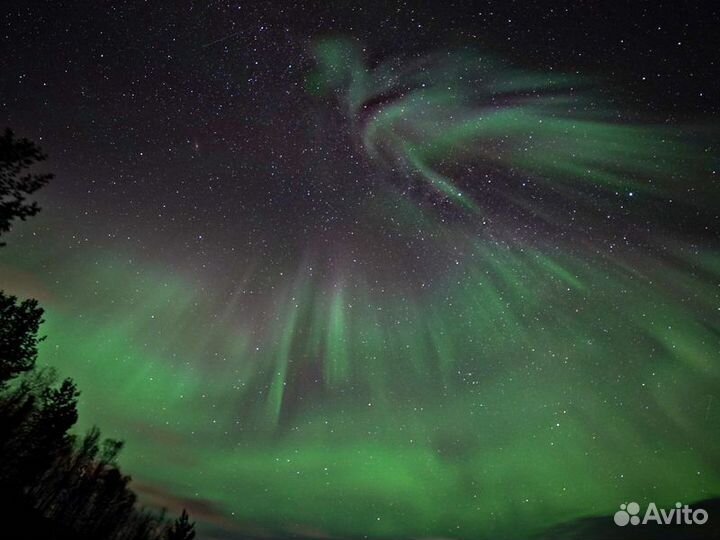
[1,2,719,539]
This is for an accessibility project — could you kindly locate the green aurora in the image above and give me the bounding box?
[307,37,711,214]
[1,37,719,540]
[2,214,718,538]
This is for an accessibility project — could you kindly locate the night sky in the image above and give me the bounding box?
[1,2,719,539]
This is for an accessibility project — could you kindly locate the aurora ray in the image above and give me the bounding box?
[2,209,718,538]
[2,7,719,540]
[307,37,709,216]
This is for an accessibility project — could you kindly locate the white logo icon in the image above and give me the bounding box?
[614,502,641,526]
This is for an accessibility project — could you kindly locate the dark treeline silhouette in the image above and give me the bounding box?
[0,129,196,540]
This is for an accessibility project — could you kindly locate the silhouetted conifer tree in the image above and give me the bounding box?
[0,129,194,540]
[166,509,196,540]
[0,127,53,245]
[0,293,44,386]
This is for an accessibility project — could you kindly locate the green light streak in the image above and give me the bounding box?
[2,235,718,538]
[308,37,709,212]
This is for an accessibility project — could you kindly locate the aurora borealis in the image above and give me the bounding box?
[307,37,707,212]
[1,2,719,539]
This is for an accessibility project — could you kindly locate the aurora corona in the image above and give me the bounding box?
[1,11,718,540]
[308,37,707,216]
